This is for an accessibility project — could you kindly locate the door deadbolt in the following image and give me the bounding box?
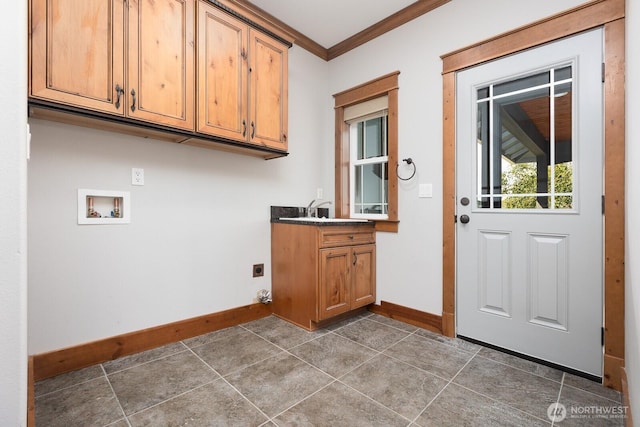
[460,197,470,206]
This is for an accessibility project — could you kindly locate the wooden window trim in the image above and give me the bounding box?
[334,71,400,232]
[441,0,625,390]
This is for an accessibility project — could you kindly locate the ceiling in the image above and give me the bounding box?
[246,0,419,49]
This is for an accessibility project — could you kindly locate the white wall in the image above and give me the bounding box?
[0,1,28,424]
[625,0,640,420]
[27,45,330,353]
[326,0,587,314]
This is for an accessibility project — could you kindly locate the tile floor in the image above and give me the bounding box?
[35,312,626,426]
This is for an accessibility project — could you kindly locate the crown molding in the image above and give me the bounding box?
[327,0,450,60]
[230,0,450,61]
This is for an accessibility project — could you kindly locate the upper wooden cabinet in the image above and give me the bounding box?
[197,1,288,151]
[30,0,126,115]
[30,0,195,130]
[29,0,290,156]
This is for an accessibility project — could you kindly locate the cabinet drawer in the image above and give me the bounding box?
[319,227,375,248]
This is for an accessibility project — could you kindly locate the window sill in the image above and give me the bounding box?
[373,220,399,233]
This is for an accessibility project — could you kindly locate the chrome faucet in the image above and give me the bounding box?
[306,199,333,217]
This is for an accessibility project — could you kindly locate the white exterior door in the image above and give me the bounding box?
[456,29,603,376]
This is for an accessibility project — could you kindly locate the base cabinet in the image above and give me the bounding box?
[271,222,376,330]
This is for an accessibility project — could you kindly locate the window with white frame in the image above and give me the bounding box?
[333,71,399,231]
[345,97,389,218]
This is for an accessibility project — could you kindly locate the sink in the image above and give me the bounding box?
[279,217,369,223]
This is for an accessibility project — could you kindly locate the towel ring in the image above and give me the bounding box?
[397,158,417,181]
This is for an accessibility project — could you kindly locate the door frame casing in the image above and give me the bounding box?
[440,0,625,390]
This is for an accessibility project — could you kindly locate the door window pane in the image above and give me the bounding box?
[553,81,573,209]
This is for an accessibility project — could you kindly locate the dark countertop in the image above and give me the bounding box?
[270,206,371,226]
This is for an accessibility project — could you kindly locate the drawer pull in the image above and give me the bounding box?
[349,235,354,239]
[114,84,125,109]
[130,89,137,112]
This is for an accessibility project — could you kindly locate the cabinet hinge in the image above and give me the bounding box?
[601,326,605,346]
[602,62,605,83]
[602,195,605,215]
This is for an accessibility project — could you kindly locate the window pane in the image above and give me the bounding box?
[357,122,364,159]
[477,100,489,207]
[353,163,388,214]
[494,71,550,96]
[554,81,573,209]
[364,116,386,158]
[554,66,572,81]
[355,164,362,208]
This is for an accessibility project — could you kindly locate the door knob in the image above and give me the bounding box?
[460,214,470,224]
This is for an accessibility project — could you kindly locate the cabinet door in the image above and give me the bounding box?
[30,0,125,114]
[196,2,248,140]
[319,247,351,320]
[128,0,194,129]
[351,244,376,308]
[248,29,288,150]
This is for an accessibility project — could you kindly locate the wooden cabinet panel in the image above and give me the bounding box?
[352,244,376,308]
[319,248,351,320]
[30,0,125,114]
[249,29,288,150]
[197,3,247,139]
[128,0,195,129]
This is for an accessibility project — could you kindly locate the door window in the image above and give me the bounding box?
[476,66,573,210]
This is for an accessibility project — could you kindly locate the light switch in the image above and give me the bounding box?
[419,183,433,198]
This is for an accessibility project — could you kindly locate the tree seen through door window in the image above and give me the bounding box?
[501,162,573,209]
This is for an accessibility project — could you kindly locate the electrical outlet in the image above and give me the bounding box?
[316,188,323,199]
[132,168,144,186]
[253,263,264,277]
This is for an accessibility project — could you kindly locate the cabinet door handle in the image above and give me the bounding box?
[130,89,136,112]
[114,84,125,109]
[353,250,357,266]
[251,121,255,139]
[242,120,246,137]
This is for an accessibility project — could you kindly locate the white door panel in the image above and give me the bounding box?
[456,29,603,376]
